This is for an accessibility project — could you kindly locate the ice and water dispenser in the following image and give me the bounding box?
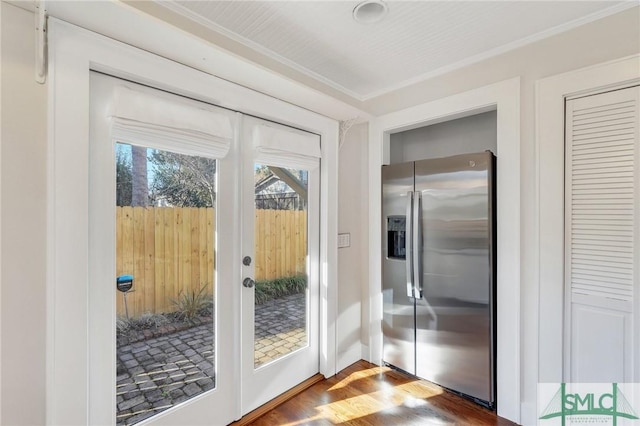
[387,216,406,259]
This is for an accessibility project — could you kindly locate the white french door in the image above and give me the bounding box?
[90,72,240,426]
[89,73,320,425]
[239,116,320,414]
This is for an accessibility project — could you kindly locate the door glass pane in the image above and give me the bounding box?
[254,164,308,368]
[115,143,216,425]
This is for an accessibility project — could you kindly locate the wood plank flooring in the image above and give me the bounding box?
[247,360,518,426]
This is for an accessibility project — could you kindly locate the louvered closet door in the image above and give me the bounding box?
[565,86,639,383]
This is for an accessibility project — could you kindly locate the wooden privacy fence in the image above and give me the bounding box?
[116,207,307,318]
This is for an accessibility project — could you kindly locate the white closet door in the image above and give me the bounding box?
[565,86,640,383]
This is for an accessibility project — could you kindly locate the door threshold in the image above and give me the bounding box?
[230,373,324,425]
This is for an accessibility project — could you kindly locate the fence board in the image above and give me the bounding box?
[116,207,306,317]
[144,208,155,313]
[116,208,123,315]
[121,207,134,316]
[206,208,214,298]
[272,210,279,280]
[279,210,284,276]
[299,212,307,276]
[154,208,165,313]
[270,209,277,278]
[133,207,146,316]
[198,208,211,297]
[190,208,200,293]
[285,211,291,276]
[254,208,263,280]
[164,208,176,314]
[180,209,191,298]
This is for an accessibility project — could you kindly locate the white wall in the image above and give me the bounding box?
[0,3,48,425]
[364,7,640,115]
[0,2,639,424]
[362,7,639,423]
[389,110,497,163]
[337,122,369,371]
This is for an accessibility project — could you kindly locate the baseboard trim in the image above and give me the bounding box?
[230,373,325,425]
[361,344,370,363]
[520,401,535,426]
[337,344,364,372]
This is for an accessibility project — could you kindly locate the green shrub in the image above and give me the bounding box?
[116,316,132,333]
[117,312,169,333]
[172,285,211,323]
[254,274,307,305]
[136,312,169,329]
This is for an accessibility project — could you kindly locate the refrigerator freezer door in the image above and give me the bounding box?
[382,162,416,375]
[414,152,494,405]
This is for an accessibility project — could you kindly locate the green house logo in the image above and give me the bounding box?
[540,383,639,425]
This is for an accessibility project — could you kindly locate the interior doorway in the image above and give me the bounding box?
[368,78,522,423]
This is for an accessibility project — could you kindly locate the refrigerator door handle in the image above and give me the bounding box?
[413,191,423,298]
[405,191,414,298]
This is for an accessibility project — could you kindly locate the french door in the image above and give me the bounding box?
[89,73,320,425]
[239,116,320,414]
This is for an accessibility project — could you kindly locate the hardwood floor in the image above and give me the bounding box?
[247,360,517,426]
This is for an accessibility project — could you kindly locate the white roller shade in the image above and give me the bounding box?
[253,124,321,170]
[109,85,233,159]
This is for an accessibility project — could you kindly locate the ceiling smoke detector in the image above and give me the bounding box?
[353,0,388,25]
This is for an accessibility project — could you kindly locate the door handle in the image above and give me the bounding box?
[243,277,255,288]
[413,191,423,298]
[405,191,414,298]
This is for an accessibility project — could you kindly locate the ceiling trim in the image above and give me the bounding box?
[156,0,366,100]
[36,0,369,122]
[157,1,638,102]
[362,1,639,100]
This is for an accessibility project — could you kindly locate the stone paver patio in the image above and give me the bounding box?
[116,292,306,425]
[254,292,306,367]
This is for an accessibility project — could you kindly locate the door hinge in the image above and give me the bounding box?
[35,0,48,84]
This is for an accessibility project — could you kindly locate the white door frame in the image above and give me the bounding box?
[368,77,521,423]
[47,18,339,425]
[536,54,640,387]
[239,116,321,414]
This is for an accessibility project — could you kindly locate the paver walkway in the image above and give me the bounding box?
[116,325,215,425]
[116,292,306,425]
[254,292,307,367]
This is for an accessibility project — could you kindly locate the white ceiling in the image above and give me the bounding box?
[156,1,630,101]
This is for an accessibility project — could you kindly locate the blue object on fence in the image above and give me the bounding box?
[117,275,134,319]
[117,275,133,284]
[116,275,133,293]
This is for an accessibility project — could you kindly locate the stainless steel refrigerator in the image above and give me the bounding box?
[382,151,496,408]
